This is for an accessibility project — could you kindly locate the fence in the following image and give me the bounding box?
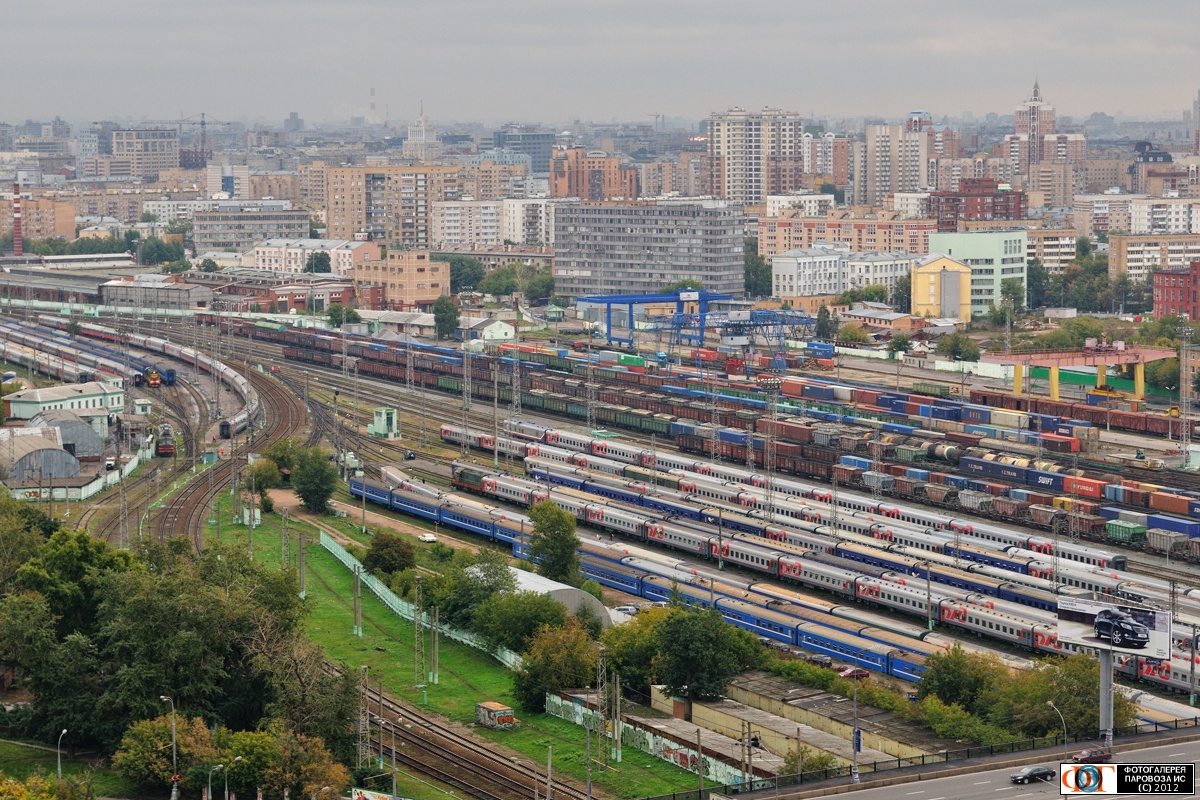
[318,532,522,668]
[638,715,1200,800]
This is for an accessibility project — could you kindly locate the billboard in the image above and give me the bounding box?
[1057,597,1171,659]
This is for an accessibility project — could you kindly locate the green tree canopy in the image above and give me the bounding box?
[837,323,870,344]
[262,438,301,475]
[656,607,762,701]
[743,238,771,297]
[661,279,703,292]
[432,295,460,340]
[512,619,598,712]
[815,306,836,339]
[326,304,361,328]
[527,500,581,585]
[474,590,567,653]
[292,448,338,512]
[599,605,679,693]
[891,273,912,314]
[303,251,331,273]
[835,285,889,306]
[427,548,517,628]
[1000,277,1026,314]
[1026,259,1048,309]
[438,254,485,293]
[199,257,219,272]
[935,332,981,361]
[362,534,416,578]
[887,333,912,354]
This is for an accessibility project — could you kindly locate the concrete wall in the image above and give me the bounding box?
[723,685,928,760]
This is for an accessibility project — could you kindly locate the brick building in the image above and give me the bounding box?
[757,210,936,258]
[928,179,1027,233]
[1152,262,1200,320]
[549,147,638,201]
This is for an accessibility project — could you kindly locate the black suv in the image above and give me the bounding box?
[1093,609,1150,648]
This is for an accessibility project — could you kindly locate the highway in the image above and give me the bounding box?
[785,739,1200,800]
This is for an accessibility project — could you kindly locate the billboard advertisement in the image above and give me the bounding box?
[1057,597,1172,659]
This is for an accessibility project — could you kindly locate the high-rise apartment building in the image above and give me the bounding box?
[206,165,250,199]
[325,165,460,247]
[707,107,805,204]
[458,160,530,200]
[501,198,558,246]
[801,132,851,188]
[554,200,744,298]
[1109,233,1200,283]
[111,129,179,180]
[298,161,328,208]
[1073,194,1144,237]
[549,147,638,200]
[352,250,449,310]
[431,200,502,248]
[402,107,442,162]
[863,124,928,207]
[1015,81,1056,168]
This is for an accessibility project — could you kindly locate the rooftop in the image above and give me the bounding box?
[6,381,122,404]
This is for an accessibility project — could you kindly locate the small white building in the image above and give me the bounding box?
[5,381,124,421]
[460,317,515,341]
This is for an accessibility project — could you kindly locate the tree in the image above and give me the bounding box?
[661,279,703,292]
[303,251,331,274]
[429,548,516,628]
[326,304,361,328]
[1026,259,1049,309]
[139,211,158,223]
[112,714,218,792]
[527,500,581,585]
[818,182,846,204]
[600,605,679,693]
[262,438,301,476]
[815,306,836,339]
[16,528,133,636]
[260,722,351,800]
[835,285,889,306]
[935,332,981,362]
[432,295,460,340]
[362,534,416,578]
[474,591,567,653]
[439,254,485,294]
[837,323,870,344]
[917,644,1010,719]
[292,448,338,512]
[525,271,555,303]
[1076,236,1092,259]
[887,333,912,355]
[891,273,912,313]
[199,258,219,272]
[1000,277,1026,314]
[656,608,762,701]
[512,619,598,712]
[743,238,771,297]
[246,458,282,512]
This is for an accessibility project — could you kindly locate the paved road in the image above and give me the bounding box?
[812,739,1200,800]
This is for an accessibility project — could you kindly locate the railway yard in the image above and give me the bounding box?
[9,309,1200,799]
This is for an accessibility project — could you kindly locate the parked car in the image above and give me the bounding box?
[614,605,639,616]
[807,654,834,668]
[1093,609,1149,648]
[837,666,870,680]
[1072,747,1113,764]
[417,533,437,543]
[1010,766,1056,784]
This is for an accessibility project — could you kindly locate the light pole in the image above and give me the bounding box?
[1047,700,1068,761]
[312,786,332,800]
[209,764,223,800]
[160,696,177,778]
[57,728,67,780]
[224,755,241,800]
[850,674,861,784]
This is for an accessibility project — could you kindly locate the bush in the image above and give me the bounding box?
[362,534,416,577]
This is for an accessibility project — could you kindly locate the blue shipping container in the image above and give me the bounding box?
[718,429,749,446]
[962,406,992,424]
[1147,515,1200,537]
[1027,470,1066,492]
[1098,507,1122,520]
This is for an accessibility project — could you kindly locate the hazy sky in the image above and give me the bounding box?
[9,0,1200,127]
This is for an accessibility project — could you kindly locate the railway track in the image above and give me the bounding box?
[328,665,590,800]
[150,367,307,550]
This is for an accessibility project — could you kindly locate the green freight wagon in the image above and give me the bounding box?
[1105,519,1147,545]
[912,382,950,397]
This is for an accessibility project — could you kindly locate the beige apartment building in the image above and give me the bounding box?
[250,173,301,204]
[1108,233,1200,283]
[757,210,936,258]
[0,196,76,240]
[111,129,179,180]
[458,160,529,201]
[298,161,328,208]
[326,165,460,248]
[352,250,449,310]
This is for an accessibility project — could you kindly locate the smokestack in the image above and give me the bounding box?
[11,183,21,258]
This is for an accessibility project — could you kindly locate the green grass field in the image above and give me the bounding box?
[209,493,698,799]
[0,739,141,797]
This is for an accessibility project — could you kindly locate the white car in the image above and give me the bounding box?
[417,533,437,543]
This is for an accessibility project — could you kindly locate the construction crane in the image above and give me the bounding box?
[645,113,664,130]
[136,113,231,168]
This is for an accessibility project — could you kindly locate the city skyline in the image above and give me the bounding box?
[9,0,1200,124]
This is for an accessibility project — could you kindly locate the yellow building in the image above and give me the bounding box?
[911,255,971,320]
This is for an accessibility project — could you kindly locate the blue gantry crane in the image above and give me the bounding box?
[578,290,732,350]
